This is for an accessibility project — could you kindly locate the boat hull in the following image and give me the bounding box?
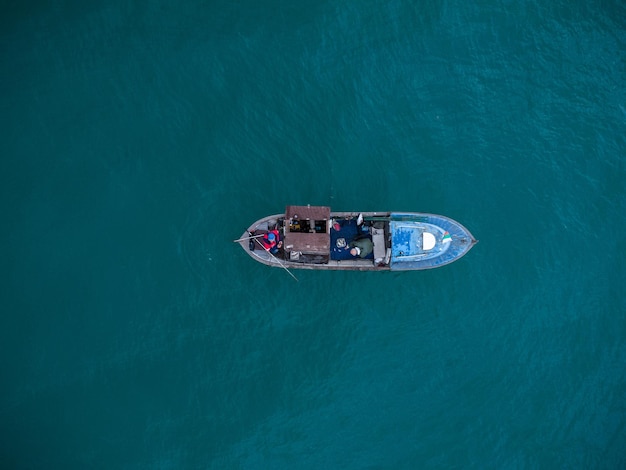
[237,210,477,272]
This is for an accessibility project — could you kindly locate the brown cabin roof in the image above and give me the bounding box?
[283,232,330,254]
[285,205,330,221]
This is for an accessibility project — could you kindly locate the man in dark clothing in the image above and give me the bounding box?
[348,237,373,258]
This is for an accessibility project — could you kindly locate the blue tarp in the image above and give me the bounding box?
[330,220,374,260]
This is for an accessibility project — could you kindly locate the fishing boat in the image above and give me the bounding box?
[236,205,477,273]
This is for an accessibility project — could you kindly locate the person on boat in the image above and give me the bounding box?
[261,230,282,254]
[348,237,373,258]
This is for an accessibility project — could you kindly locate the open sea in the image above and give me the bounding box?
[2,1,626,468]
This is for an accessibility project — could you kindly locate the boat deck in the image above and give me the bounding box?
[329,218,374,261]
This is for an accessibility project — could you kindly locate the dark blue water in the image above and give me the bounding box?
[2,1,625,468]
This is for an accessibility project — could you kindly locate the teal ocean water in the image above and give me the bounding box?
[2,1,626,468]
